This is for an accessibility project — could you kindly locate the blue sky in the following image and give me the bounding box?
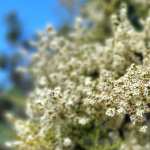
[0,0,78,52]
[0,0,80,91]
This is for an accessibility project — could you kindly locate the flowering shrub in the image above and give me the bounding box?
[6,2,150,150]
[81,0,150,42]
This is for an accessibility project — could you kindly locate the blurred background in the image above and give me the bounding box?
[0,0,84,148]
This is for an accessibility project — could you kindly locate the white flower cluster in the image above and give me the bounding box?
[7,3,150,150]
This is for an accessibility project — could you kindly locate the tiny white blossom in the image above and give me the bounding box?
[139,125,148,133]
[5,141,23,147]
[63,138,72,147]
[78,117,89,125]
[136,109,144,117]
[117,107,126,114]
[106,108,116,117]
